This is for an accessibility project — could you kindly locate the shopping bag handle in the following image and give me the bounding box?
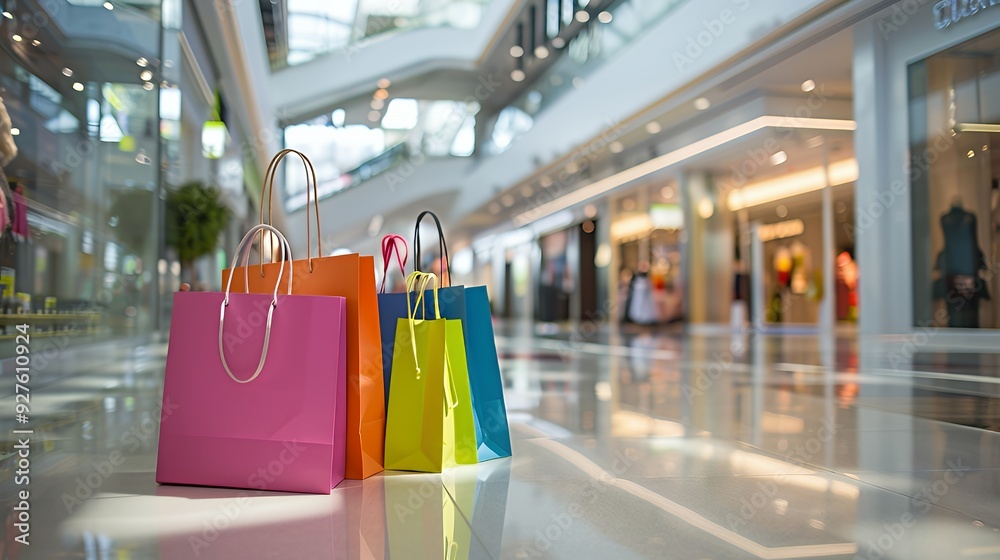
[405,271,439,380]
[379,234,408,294]
[219,224,293,384]
[259,149,322,273]
[413,210,451,286]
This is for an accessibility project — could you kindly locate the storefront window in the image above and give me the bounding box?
[0,1,166,347]
[909,27,1000,329]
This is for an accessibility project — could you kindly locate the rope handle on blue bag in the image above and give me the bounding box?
[219,224,293,384]
[413,210,452,287]
[380,234,408,294]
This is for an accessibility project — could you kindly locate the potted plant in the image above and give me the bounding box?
[166,181,230,286]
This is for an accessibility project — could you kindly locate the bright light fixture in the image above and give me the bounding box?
[598,11,612,23]
[535,46,549,59]
[62,67,73,77]
[646,122,661,134]
[142,82,154,91]
[72,82,85,91]
[513,116,857,226]
[140,70,153,81]
[694,97,711,110]
[955,122,1000,133]
[11,34,22,42]
[575,11,590,22]
[103,1,114,10]
[511,69,525,82]
[136,57,148,67]
[31,39,40,46]
[2,11,13,19]
[727,159,859,211]
[801,79,816,92]
[9,127,19,136]
[769,151,788,165]
[551,37,566,49]
[609,141,624,153]
[697,198,715,219]
[377,78,391,89]
[510,45,524,57]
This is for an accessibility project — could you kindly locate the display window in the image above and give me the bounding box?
[909,27,1000,328]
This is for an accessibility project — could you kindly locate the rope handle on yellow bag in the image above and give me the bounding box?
[405,271,437,380]
[406,271,460,410]
[257,149,322,275]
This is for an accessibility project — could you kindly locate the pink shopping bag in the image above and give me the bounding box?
[156,224,348,494]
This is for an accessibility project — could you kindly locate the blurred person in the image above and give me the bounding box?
[0,95,16,220]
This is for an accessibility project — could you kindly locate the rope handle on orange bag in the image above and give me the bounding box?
[219,224,293,384]
[258,149,322,274]
[379,234,408,294]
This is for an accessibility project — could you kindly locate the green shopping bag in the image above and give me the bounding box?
[384,272,477,472]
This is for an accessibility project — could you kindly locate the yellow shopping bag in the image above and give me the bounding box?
[384,272,477,472]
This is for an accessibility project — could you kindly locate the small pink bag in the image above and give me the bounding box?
[156,224,348,494]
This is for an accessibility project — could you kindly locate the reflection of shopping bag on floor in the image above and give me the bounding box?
[225,150,384,480]
[384,272,477,472]
[443,461,511,560]
[341,476,387,559]
[385,473,474,560]
[411,211,512,461]
[157,224,348,494]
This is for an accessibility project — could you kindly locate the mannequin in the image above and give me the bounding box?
[935,196,989,328]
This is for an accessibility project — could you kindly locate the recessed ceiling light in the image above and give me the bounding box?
[622,198,636,211]
[374,88,388,100]
[501,194,515,207]
[368,110,381,122]
[661,186,674,199]
[509,45,524,57]
[801,79,816,92]
[103,1,114,10]
[584,204,597,218]
[142,82,154,91]
[597,11,613,23]
[694,97,711,110]
[511,69,525,82]
[534,46,549,59]
[609,141,624,153]
[551,37,565,49]
[540,176,553,188]
[62,67,73,77]
[967,149,975,158]
[136,57,148,67]
[10,127,19,136]
[769,151,788,165]
[646,122,662,134]
[697,198,715,219]
[488,202,501,214]
[370,98,384,110]
[377,78,391,89]
[566,161,580,174]
[805,135,824,148]
[776,204,788,218]
[31,39,40,46]
[72,82,85,91]
[520,185,534,197]
[575,11,590,23]
[140,70,153,81]
[2,11,13,19]
[11,34,22,42]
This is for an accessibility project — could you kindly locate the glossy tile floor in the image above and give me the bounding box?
[2,324,1000,559]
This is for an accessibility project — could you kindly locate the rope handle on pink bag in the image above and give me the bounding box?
[379,234,408,294]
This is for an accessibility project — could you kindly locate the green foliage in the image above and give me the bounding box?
[165,182,230,264]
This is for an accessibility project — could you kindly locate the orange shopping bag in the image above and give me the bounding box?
[224,149,384,479]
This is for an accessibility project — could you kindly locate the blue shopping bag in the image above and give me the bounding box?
[411,211,512,461]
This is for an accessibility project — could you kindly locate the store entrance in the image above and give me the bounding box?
[747,184,857,326]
